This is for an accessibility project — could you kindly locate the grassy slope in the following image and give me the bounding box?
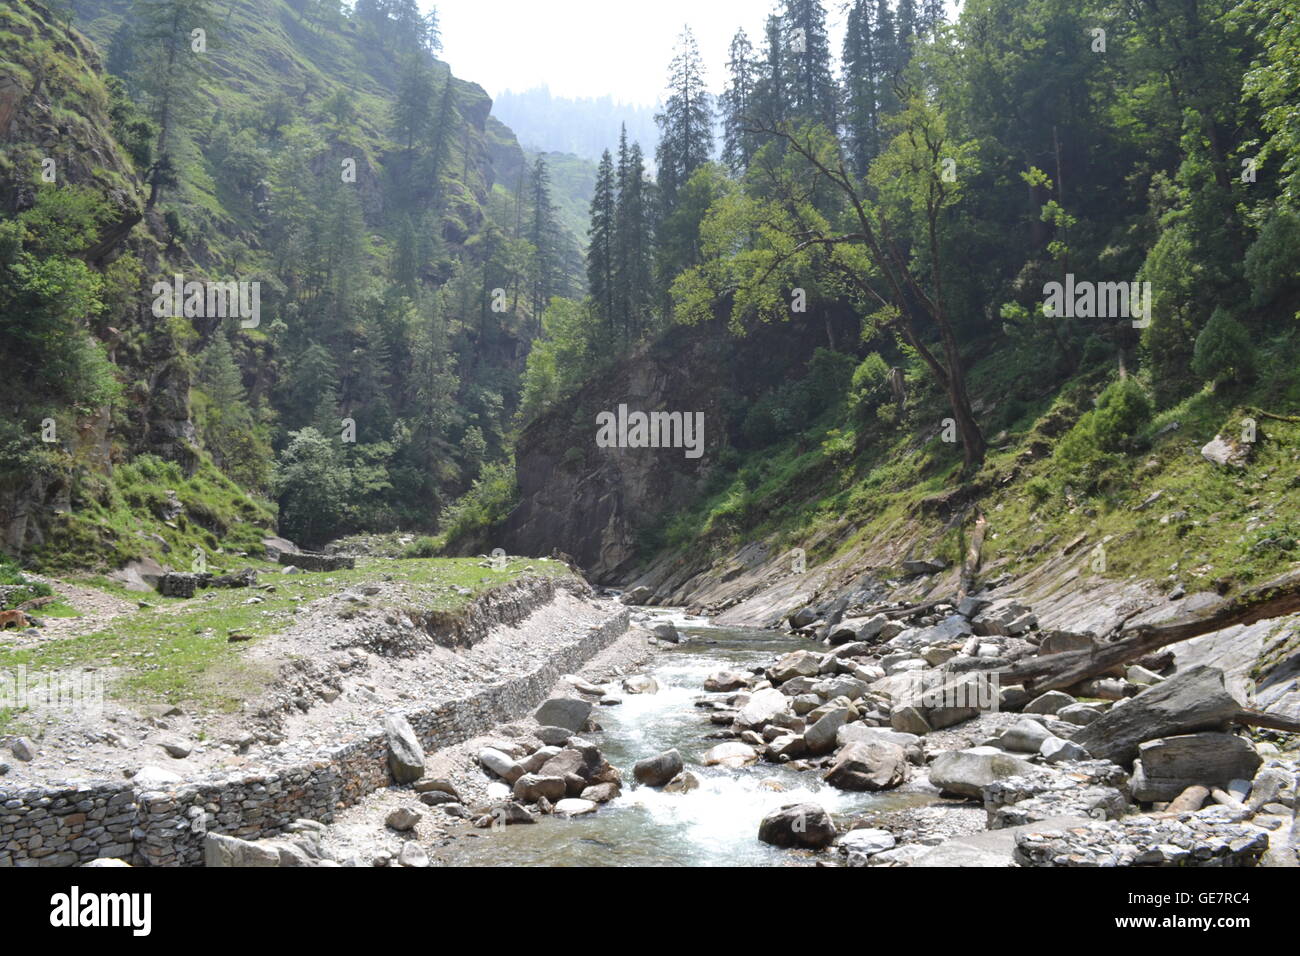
[657,327,1300,600]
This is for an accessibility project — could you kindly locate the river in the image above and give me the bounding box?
[440,609,937,866]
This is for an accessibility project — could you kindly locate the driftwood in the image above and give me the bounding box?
[996,569,1300,694]
[1234,708,1300,734]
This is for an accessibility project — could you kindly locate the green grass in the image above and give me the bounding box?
[644,329,1300,597]
[0,556,572,723]
[29,453,277,573]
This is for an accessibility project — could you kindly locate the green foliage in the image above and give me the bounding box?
[438,461,519,547]
[1244,210,1300,310]
[849,352,892,419]
[1091,378,1153,451]
[1192,308,1256,383]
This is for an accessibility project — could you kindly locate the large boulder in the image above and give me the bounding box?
[633,749,684,787]
[704,670,750,692]
[513,773,568,804]
[384,714,425,784]
[1129,733,1262,802]
[803,708,850,755]
[703,742,758,768]
[1014,815,1269,866]
[534,697,593,733]
[928,747,1036,798]
[479,747,525,785]
[824,740,908,791]
[736,688,789,728]
[757,803,837,849]
[767,650,824,684]
[1072,666,1242,765]
[204,832,282,867]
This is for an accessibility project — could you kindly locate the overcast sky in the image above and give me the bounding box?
[429,1,850,107]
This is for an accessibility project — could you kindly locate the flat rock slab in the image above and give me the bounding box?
[912,816,1093,867]
[1130,732,1262,802]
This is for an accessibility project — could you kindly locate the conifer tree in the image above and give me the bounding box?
[783,0,837,132]
[654,26,713,214]
[720,29,759,175]
[587,149,617,330]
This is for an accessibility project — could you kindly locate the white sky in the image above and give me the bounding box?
[429,1,847,107]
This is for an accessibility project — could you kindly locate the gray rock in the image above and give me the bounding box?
[652,623,682,643]
[9,737,35,762]
[622,674,659,694]
[384,713,426,784]
[736,687,789,727]
[535,725,573,747]
[837,827,897,857]
[1129,733,1262,802]
[1073,665,1243,765]
[758,802,837,849]
[928,747,1036,798]
[703,670,750,692]
[399,841,429,867]
[824,740,908,791]
[912,815,1093,866]
[513,773,568,803]
[804,708,850,755]
[767,650,824,684]
[1040,737,1089,764]
[204,832,281,867]
[633,749,684,787]
[385,807,421,831]
[478,747,525,784]
[1024,691,1076,716]
[998,718,1053,753]
[534,697,592,733]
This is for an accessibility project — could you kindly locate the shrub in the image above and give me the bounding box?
[1192,308,1255,383]
[1091,378,1152,451]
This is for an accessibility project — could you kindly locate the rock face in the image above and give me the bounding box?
[633,749,684,787]
[824,741,908,791]
[384,714,426,784]
[499,321,838,582]
[757,803,837,849]
[928,748,1036,798]
[1072,666,1242,764]
[1129,733,1262,802]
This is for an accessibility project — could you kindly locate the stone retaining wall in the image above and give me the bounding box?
[0,607,628,867]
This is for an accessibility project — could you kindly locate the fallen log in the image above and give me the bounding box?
[1233,708,1300,735]
[995,569,1300,694]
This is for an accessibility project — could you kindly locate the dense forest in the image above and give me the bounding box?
[491,86,659,164]
[3,0,1300,601]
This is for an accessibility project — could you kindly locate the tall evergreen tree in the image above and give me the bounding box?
[783,0,837,131]
[528,155,561,329]
[720,29,759,174]
[654,26,714,214]
[616,141,655,339]
[842,0,883,176]
[587,149,617,330]
[752,14,789,131]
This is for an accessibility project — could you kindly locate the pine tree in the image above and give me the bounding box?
[587,150,617,330]
[783,0,837,132]
[872,0,900,118]
[616,141,655,340]
[654,26,713,214]
[528,155,560,329]
[918,0,945,35]
[720,29,759,174]
[131,0,218,208]
[842,0,883,176]
[753,14,789,131]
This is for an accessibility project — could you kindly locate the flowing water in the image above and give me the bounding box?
[442,610,937,866]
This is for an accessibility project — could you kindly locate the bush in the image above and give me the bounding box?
[1192,308,1255,383]
[1244,210,1300,309]
[1091,378,1152,451]
[849,352,892,419]
[438,461,519,545]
